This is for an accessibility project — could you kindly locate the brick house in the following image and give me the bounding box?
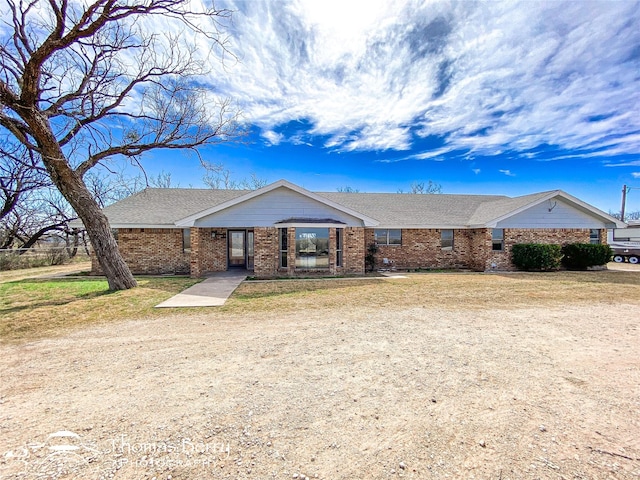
[94,179,623,277]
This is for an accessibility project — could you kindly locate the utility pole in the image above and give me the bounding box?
[621,184,627,223]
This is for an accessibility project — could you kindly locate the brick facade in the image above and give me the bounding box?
[253,227,279,277]
[91,228,190,275]
[255,226,366,278]
[361,227,607,272]
[343,227,365,275]
[190,227,227,277]
[364,228,471,270]
[486,228,604,271]
[92,226,607,277]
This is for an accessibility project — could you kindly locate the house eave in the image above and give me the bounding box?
[110,223,179,229]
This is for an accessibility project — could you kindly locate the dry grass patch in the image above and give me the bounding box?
[0,261,91,283]
[0,276,199,342]
[3,268,639,343]
[227,270,640,313]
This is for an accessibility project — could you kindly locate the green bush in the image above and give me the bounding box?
[511,243,563,271]
[561,243,612,270]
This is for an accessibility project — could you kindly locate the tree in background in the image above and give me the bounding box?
[0,0,241,289]
[609,210,640,222]
[201,160,268,190]
[398,181,442,194]
[336,186,360,193]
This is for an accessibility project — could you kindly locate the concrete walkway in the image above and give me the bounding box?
[155,269,248,308]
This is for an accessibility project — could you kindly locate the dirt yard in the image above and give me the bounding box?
[1,271,639,479]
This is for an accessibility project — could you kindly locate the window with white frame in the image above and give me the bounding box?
[589,229,600,244]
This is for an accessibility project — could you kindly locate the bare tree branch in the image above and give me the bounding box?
[0,0,243,290]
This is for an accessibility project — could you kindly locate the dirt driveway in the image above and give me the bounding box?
[1,273,639,479]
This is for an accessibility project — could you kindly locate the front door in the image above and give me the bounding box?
[228,230,246,267]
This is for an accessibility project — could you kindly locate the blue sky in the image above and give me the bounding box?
[139,0,640,213]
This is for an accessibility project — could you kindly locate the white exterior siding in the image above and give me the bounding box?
[496,198,608,229]
[194,187,365,227]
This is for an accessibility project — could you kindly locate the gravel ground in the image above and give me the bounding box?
[1,281,639,479]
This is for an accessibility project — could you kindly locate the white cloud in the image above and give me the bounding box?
[606,160,640,167]
[409,147,455,161]
[632,172,640,178]
[499,169,515,177]
[472,168,481,175]
[262,130,284,145]
[213,0,640,158]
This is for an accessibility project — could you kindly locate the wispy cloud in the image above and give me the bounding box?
[606,160,640,167]
[262,130,284,145]
[213,0,640,160]
[472,168,481,175]
[632,172,640,179]
[499,169,516,177]
[408,147,455,161]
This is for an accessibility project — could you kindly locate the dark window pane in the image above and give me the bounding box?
[388,229,402,245]
[492,229,504,251]
[441,229,453,250]
[182,228,191,252]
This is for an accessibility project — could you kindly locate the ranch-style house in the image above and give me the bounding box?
[93,179,623,277]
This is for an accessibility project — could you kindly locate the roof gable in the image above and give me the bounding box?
[175,180,379,227]
[476,191,623,228]
[101,188,247,228]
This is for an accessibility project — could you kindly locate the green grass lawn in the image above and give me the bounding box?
[0,276,199,342]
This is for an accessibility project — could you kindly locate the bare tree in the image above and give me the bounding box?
[201,160,267,190]
[0,143,48,222]
[0,185,76,251]
[336,186,360,193]
[397,180,442,194]
[609,210,640,221]
[0,0,242,289]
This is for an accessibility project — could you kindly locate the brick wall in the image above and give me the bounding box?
[92,226,607,276]
[463,229,492,271]
[364,229,472,270]
[485,228,604,271]
[91,228,190,275]
[251,226,366,278]
[361,228,606,272]
[343,227,365,274]
[253,227,279,277]
[190,228,227,277]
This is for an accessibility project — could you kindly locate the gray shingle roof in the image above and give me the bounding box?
[319,192,511,227]
[99,185,574,228]
[102,188,248,226]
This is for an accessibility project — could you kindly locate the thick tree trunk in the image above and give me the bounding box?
[60,181,136,290]
[26,115,137,290]
[54,172,137,290]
